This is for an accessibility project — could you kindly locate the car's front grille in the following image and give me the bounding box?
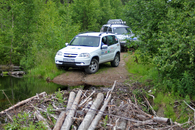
[64,53,78,58]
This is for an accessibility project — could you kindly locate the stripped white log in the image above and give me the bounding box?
[133,119,156,126]
[88,93,111,130]
[152,116,170,123]
[66,92,76,112]
[88,81,116,130]
[133,109,170,124]
[0,92,47,114]
[78,93,104,130]
[53,91,76,130]
[34,111,51,130]
[61,90,82,130]
[8,71,25,75]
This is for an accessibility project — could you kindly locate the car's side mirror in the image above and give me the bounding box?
[65,43,69,46]
[101,45,108,49]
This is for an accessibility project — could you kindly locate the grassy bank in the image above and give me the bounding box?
[26,50,64,80]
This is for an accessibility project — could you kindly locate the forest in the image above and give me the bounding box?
[0,0,195,98]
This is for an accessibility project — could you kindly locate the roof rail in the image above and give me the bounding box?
[107,19,126,25]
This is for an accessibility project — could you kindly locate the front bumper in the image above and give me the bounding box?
[55,56,91,67]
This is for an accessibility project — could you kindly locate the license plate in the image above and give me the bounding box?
[63,58,75,62]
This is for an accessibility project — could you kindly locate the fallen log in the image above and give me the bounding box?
[133,119,157,126]
[152,116,170,124]
[61,90,82,130]
[0,92,47,115]
[8,71,25,75]
[53,91,76,130]
[78,93,104,130]
[88,93,111,130]
[88,81,117,130]
[89,81,116,127]
[0,65,20,71]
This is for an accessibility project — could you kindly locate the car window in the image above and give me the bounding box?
[101,36,107,45]
[113,27,131,34]
[100,26,108,32]
[70,36,100,47]
[107,35,118,46]
[108,27,112,33]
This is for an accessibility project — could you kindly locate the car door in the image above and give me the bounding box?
[106,35,119,60]
[99,36,110,63]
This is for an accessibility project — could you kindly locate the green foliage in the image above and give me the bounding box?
[103,115,108,128]
[124,0,195,97]
[1,0,80,68]
[153,92,194,123]
[4,112,46,130]
[176,71,194,97]
[125,52,159,85]
[55,88,64,104]
[71,0,101,31]
[98,0,115,26]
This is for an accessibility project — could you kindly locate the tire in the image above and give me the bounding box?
[85,59,99,74]
[56,64,69,70]
[111,54,120,67]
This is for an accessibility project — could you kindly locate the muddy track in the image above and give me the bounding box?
[52,52,130,87]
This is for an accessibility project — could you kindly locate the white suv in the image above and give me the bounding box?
[55,32,121,74]
[100,19,137,51]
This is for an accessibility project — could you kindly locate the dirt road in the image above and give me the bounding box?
[52,52,130,87]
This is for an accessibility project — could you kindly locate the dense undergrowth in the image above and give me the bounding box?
[124,51,195,125]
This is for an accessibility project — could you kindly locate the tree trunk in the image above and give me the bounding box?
[78,93,104,130]
[88,93,111,130]
[61,90,82,130]
[53,92,76,130]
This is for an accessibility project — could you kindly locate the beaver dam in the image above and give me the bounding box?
[0,81,192,130]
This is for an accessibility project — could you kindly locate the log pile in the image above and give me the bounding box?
[0,65,25,77]
[0,65,20,71]
[0,81,192,129]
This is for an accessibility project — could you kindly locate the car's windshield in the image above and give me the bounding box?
[113,27,131,34]
[69,36,100,47]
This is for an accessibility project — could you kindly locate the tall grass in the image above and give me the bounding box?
[125,52,159,84]
[27,49,64,80]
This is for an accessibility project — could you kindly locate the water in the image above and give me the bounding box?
[0,76,65,111]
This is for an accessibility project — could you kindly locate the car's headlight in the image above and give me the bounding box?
[78,53,90,58]
[56,51,62,56]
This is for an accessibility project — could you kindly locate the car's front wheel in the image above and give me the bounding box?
[111,54,120,67]
[85,59,99,74]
